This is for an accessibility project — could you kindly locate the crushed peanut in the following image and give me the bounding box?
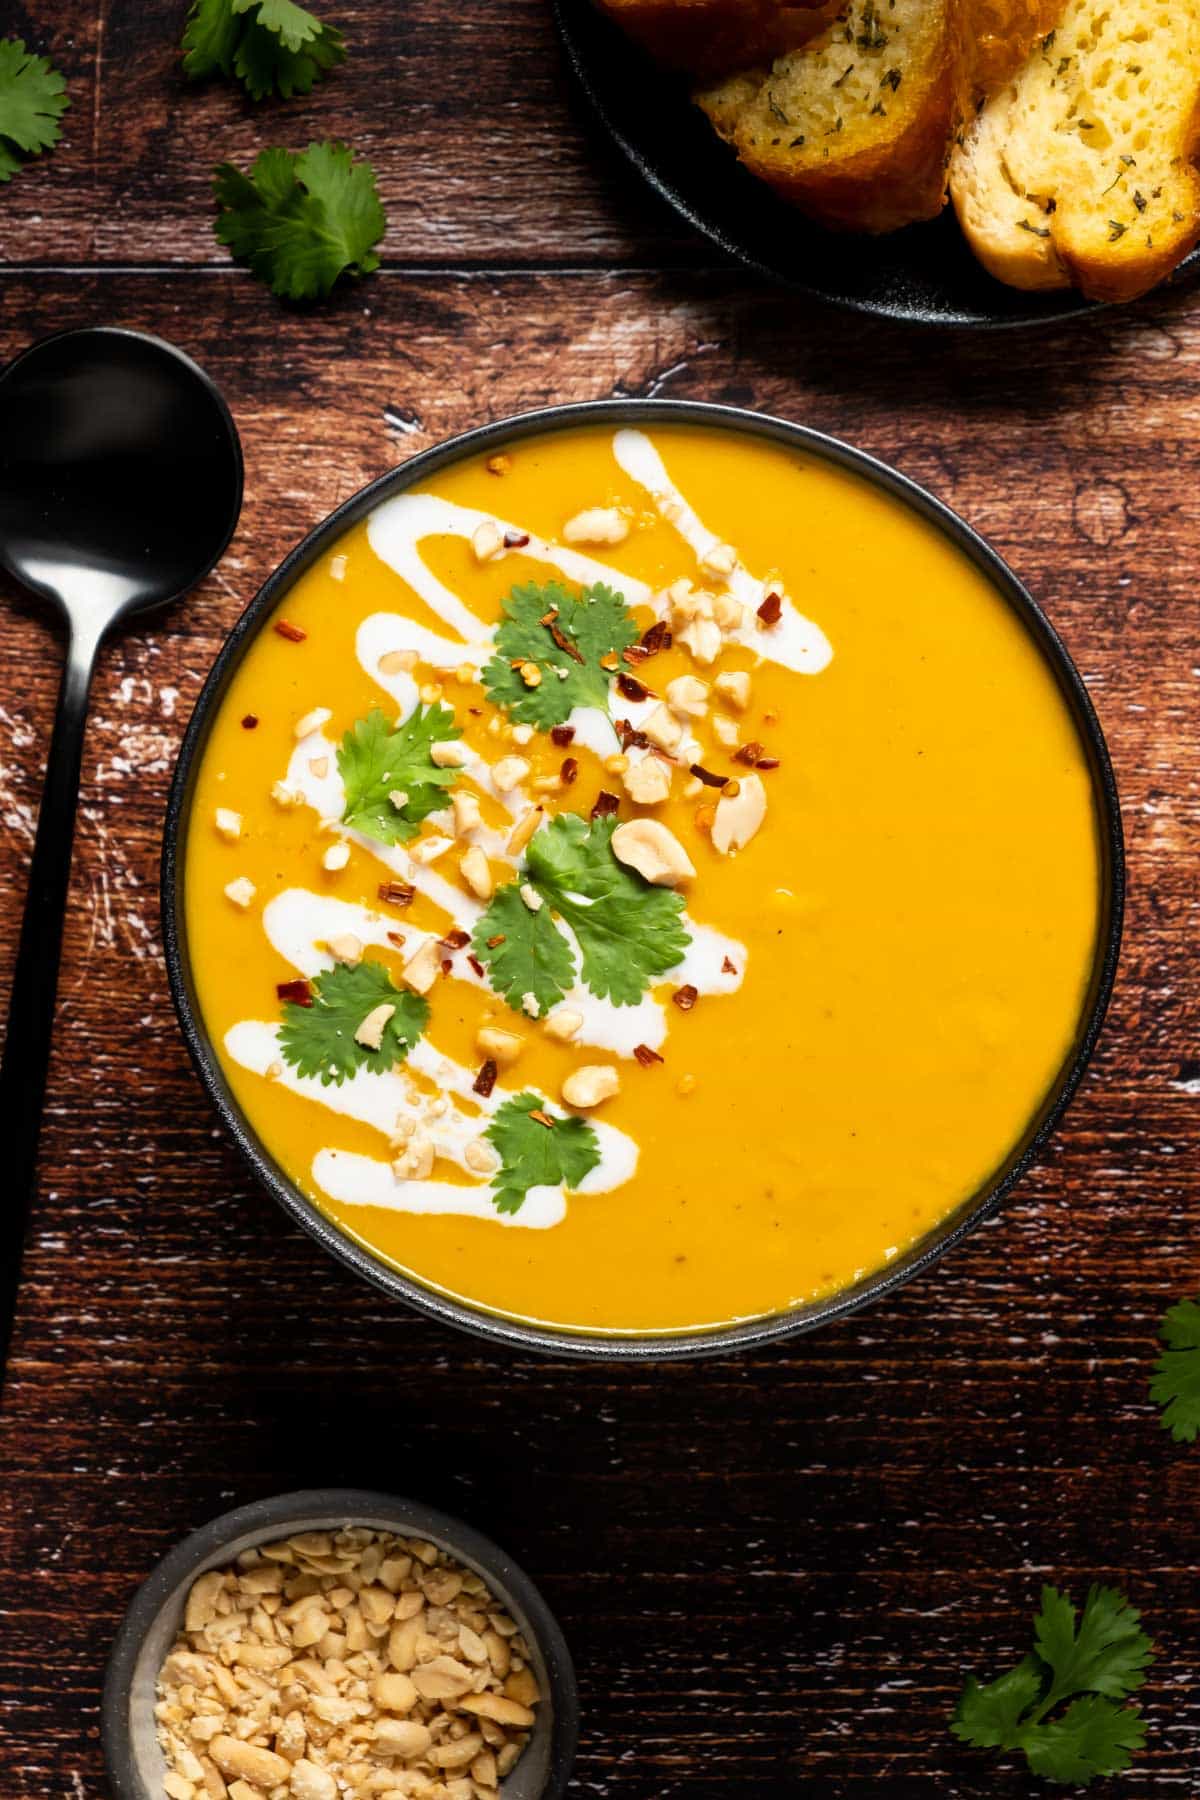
[321,842,350,873]
[223,877,256,910]
[561,505,628,547]
[214,807,243,842]
[378,649,418,675]
[471,520,503,562]
[294,707,332,740]
[155,1528,542,1800]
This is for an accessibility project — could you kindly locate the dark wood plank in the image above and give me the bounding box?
[1,269,1198,1796]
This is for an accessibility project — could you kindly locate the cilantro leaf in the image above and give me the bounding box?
[278,959,428,1086]
[469,884,575,1020]
[482,580,640,731]
[1150,1295,1200,1442]
[484,1092,601,1216]
[0,38,69,183]
[213,142,384,301]
[526,813,689,1005]
[183,0,344,99]
[338,704,460,846]
[952,1584,1153,1788]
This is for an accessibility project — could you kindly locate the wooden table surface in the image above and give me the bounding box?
[2,4,1199,1795]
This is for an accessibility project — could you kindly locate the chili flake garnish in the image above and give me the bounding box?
[561,756,579,785]
[640,620,672,656]
[504,529,530,549]
[617,719,650,752]
[386,931,407,949]
[467,953,485,978]
[241,713,259,730]
[550,724,576,747]
[755,755,780,770]
[689,763,727,788]
[276,978,312,1006]
[440,958,453,978]
[722,956,737,975]
[486,934,506,949]
[672,984,699,1012]
[528,1108,556,1129]
[757,592,783,627]
[439,929,470,952]
[378,880,415,907]
[633,1043,664,1068]
[591,790,621,819]
[617,672,653,703]
[273,619,307,642]
[734,741,766,766]
[473,1058,498,1098]
[549,620,585,664]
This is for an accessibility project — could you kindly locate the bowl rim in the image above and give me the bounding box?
[100,1486,579,1800]
[161,396,1125,1361]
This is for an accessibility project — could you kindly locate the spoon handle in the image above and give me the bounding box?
[0,616,104,1391]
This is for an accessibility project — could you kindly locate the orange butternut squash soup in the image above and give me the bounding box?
[184,423,1102,1336]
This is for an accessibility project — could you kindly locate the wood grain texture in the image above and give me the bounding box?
[2,4,1200,1794]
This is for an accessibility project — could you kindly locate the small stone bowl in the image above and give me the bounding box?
[102,1488,578,1800]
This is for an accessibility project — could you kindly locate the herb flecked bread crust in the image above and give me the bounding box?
[595,0,837,77]
[695,0,973,234]
[950,3,1200,302]
[972,0,1065,93]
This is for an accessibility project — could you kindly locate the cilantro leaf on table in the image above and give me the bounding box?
[471,814,690,1016]
[952,1584,1153,1787]
[0,38,69,184]
[484,1092,601,1216]
[1150,1295,1200,1442]
[338,704,460,847]
[183,0,344,100]
[213,142,384,301]
[469,883,576,1020]
[482,580,640,731]
[278,960,428,1086]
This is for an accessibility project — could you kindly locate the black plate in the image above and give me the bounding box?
[553,0,1200,327]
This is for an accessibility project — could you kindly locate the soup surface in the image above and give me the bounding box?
[185,423,1102,1335]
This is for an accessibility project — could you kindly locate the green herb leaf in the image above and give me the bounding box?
[0,37,69,183]
[183,0,344,99]
[481,580,640,731]
[471,814,690,1016]
[338,704,460,846]
[951,1585,1153,1787]
[213,142,384,301]
[1150,1295,1200,1441]
[469,884,576,1020]
[278,960,428,1086]
[485,1092,601,1215]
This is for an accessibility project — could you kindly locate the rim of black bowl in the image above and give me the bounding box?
[101,1487,579,1800]
[162,398,1125,1361]
[550,0,1200,329]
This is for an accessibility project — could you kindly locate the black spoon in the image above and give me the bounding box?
[0,327,243,1393]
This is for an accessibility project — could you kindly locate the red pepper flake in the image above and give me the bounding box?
[276,978,312,1006]
[722,955,737,975]
[440,958,453,978]
[633,1043,664,1068]
[561,756,579,785]
[386,931,407,949]
[273,619,307,643]
[617,718,650,752]
[757,592,783,627]
[689,763,727,788]
[378,881,415,907]
[467,953,485,978]
[486,934,506,949]
[734,741,766,766]
[672,984,699,1012]
[439,929,470,952]
[473,1058,498,1098]
[528,1108,556,1129]
[622,644,650,665]
[504,529,531,549]
[241,713,259,730]
[756,755,780,771]
[548,620,586,665]
[550,724,576,747]
[641,620,672,656]
[617,672,653,703]
[591,790,621,820]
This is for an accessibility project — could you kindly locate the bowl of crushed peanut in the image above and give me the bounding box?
[101,1488,577,1800]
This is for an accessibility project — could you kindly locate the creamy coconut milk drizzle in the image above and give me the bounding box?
[227,431,825,1230]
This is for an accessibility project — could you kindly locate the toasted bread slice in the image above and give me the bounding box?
[596,0,836,78]
[696,0,970,233]
[951,2,1200,302]
[972,0,1065,92]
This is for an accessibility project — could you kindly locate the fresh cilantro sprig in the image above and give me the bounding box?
[485,1092,601,1216]
[952,1584,1154,1787]
[0,38,69,184]
[213,141,385,300]
[471,814,690,1017]
[183,0,344,100]
[1150,1295,1200,1442]
[482,580,640,732]
[278,959,428,1086]
[338,703,460,846]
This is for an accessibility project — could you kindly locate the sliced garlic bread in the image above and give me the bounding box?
[972,0,1065,92]
[696,0,970,233]
[596,0,835,78]
[951,3,1200,301]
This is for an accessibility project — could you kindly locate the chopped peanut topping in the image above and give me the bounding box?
[519,883,543,912]
[354,1003,395,1051]
[223,877,256,909]
[561,506,628,546]
[712,772,767,854]
[562,1064,620,1108]
[294,706,332,739]
[640,704,684,753]
[506,807,543,856]
[214,807,242,841]
[270,780,302,809]
[700,541,738,579]
[431,740,468,768]
[665,675,709,719]
[676,617,723,666]
[322,842,350,872]
[378,648,418,675]
[477,1025,524,1067]
[471,520,503,562]
[611,819,695,887]
[543,1009,584,1043]
[712,715,739,749]
[452,790,483,835]
[492,756,530,792]
[460,845,493,900]
[714,670,751,711]
[409,835,452,865]
[401,938,441,995]
[623,757,672,806]
[326,933,363,966]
